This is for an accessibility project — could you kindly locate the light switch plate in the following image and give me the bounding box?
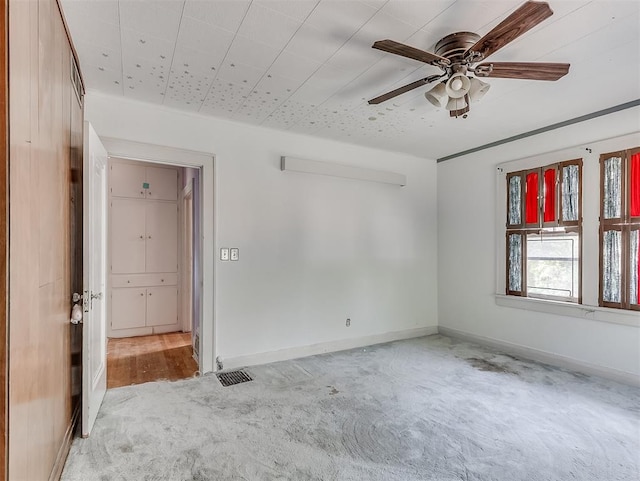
[230,248,239,261]
[220,248,229,261]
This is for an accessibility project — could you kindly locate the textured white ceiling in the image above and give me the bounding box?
[60,0,640,159]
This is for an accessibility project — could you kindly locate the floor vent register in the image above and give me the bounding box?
[216,370,253,387]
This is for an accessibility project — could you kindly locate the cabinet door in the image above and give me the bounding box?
[111,288,147,330]
[145,202,178,273]
[146,166,178,201]
[111,199,146,273]
[110,162,146,199]
[146,286,178,326]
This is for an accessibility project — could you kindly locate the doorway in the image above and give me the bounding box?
[94,137,216,376]
[105,159,203,388]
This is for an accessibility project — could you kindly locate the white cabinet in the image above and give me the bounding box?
[111,288,147,330]
[145,202,178,272]
[111,199,146,274]
[110,162,178,201]
[111,285,178,330]
[110,163,146,199]
[147,286,178,326]
[146,167,178,201]
[109,159,180,337]
[110,199,177,274]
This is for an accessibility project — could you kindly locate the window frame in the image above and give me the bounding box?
[599,147,640,311]
[506,159,583,303]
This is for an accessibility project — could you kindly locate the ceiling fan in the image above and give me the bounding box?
[368,1,570,118]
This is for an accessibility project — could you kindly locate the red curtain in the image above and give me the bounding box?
[543,168,555,222]
[526,172,539,224]
[630,153,640,217]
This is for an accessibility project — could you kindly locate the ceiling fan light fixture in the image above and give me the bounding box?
[445,96,467,111]
[468,77,490,102]
[445,72,470,99]
[425,82,448,108]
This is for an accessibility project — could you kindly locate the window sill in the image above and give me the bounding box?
[495,294,640,328]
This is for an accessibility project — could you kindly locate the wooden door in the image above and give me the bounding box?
[111,198,146,274]
[7,0,84,478]
[145,202,178,273]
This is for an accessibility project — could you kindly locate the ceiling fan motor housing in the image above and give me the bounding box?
[434,32,481,64]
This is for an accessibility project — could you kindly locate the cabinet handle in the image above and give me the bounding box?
[148,235,152,239]
[127,280,130,284]
[148,192,152,196]
[140,191,144,195]
[148,292,152,296]
[139,235,144,239]
[161,279,164,282]
[140,293,144,296]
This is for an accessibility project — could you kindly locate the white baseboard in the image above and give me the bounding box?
[222,326,438,371]
[438,326,640,387]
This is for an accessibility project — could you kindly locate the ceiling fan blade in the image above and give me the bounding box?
[368,75,442,105]
[475,62,570,80]
[368,79,429,105]
[466,1,553,60]
[372,39,450,67]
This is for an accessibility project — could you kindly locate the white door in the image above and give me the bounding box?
[82,122,108,437]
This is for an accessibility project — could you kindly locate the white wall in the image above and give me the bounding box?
[438,107,640,381]
[86,92,438,367]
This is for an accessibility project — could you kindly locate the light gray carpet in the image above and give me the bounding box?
[62,335,640,481]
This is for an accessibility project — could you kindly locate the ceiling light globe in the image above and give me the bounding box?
[450,78,463,91]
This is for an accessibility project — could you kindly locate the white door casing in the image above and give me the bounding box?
[99,137,213,373]
[82,122,108,437]
[181,180,194,333]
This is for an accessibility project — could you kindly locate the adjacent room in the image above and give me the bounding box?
[3,0,639,480]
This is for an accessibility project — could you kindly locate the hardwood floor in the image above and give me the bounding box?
[107,332,198,389]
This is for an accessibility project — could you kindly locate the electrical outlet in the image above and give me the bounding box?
[220,248,229,261]
[230,248,239,261]
[346,318,351,327]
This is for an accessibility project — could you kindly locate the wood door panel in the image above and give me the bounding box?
[111,199,146,274]
[7,0,82,478]
[145,202,178,273]
[111,288,147,330]
[146,286,178,326]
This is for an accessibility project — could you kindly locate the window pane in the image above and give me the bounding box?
[602,230,622,303]
[508,233,522,292]
[543,168,555,222]
[526,172,539,224]
[630,153,640,217]
[508,176,521,225]
[603,156,622,219]
[562,164,579,222]
[527,232,579,300]
[631,230,639,305]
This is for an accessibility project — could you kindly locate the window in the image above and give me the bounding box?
[506,160,582,302]
[599,147,640,310]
